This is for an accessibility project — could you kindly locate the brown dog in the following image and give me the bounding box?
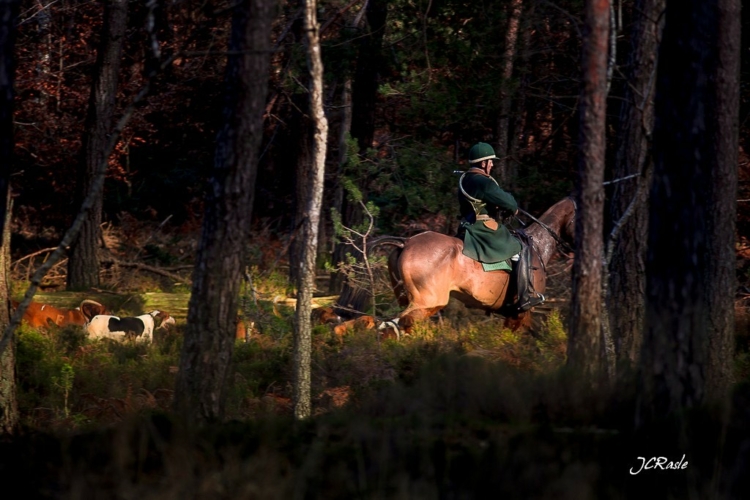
[11,299,107,329]
[311,307,343,325]
[333,315,376,337]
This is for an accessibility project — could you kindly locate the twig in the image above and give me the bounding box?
[319,0,365,35]
[100,259,190,283]
[132,214,173,261]
[90,287,127,296]
[11,246,58,267]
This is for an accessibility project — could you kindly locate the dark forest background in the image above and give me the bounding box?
[10,0,750,286]
[9,0,691,258]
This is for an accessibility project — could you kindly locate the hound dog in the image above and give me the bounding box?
[84,310,175,343]
[11,299,107,329]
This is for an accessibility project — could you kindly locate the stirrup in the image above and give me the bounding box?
[518,293,545,313]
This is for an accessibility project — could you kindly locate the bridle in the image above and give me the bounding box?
[515,196,576,255]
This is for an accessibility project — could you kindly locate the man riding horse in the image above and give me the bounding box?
[456,142,543,313]
[327,142,567,337]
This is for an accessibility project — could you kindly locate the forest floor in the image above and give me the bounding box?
[3,217,750,497]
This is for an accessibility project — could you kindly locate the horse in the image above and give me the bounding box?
[333,196,576,336]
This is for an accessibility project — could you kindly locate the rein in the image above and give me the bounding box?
[516,198,576,255]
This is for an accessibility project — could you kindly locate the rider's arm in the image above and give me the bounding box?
[477,176,518,213]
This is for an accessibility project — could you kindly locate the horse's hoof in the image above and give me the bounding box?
[378,319,402,340]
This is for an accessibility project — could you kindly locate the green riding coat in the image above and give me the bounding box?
[457,167,522,264]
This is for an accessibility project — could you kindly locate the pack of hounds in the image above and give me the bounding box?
[14,298,378,344]
[16,299,352,345]
[11,299,175,344]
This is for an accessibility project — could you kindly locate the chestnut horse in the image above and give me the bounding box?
[337,197,576,336]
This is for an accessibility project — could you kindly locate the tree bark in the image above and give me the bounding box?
[0,0,17,236]
[294,0,329,420]
[349,0,387,153]
[638,0,738,425]
[704,0,739,400]
[0,0,19,435]
[0,194,15,434]
[67,0,129,291]
[0,198,13,434]
[567,0,609,383]
[289,94,311,286]
[495,0,523,184]
[607,0,665,375]
[173,0,275,425]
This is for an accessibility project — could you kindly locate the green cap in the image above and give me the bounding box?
[468,142,499,163]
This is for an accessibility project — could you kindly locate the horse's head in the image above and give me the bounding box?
[525,196,577,264]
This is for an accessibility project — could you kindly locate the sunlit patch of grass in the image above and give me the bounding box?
[246,265,293,297]
[14,296,564,429]
[424,310,570,373]
[534,309,568,368]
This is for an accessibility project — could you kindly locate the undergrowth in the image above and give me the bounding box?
[15,322,180,430]
[14,306,570,431]
[9,306,750,498]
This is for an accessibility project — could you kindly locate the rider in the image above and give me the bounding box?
[456,142,521,265]
[457,142,543,313]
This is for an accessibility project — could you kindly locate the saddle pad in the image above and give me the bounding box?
[482,260,512,272]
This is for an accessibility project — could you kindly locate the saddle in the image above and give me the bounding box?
[455,224,545,315]
[499,231,545,316]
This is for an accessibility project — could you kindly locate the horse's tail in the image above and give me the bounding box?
[333,235,408,317]
[367,235,407,255]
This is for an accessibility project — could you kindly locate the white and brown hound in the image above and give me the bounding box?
[84,310,175,343]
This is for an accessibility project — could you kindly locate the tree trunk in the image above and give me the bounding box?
[289,94,311,286]
[173,0,275,425]
[294,0,328,420]
[495,0,523,184]
[324,4,365,292]
[328,5,363,295]
[507,13,534,190]
[67,0,128,291]
[349,0,387,153]
[0,194,15,434]
[0,0,16,237]
[567,0,609,383]
[0,0,19,435]
[36,0,53,108]
[704,0,739,400]
[330,0,387,294]
[607,0,665,375]
[638,0,738,425]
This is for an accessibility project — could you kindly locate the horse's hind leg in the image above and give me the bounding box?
[379,306,445,339]
[388,248,410,308]
[381,250,451,337]
[400,307,444,333]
